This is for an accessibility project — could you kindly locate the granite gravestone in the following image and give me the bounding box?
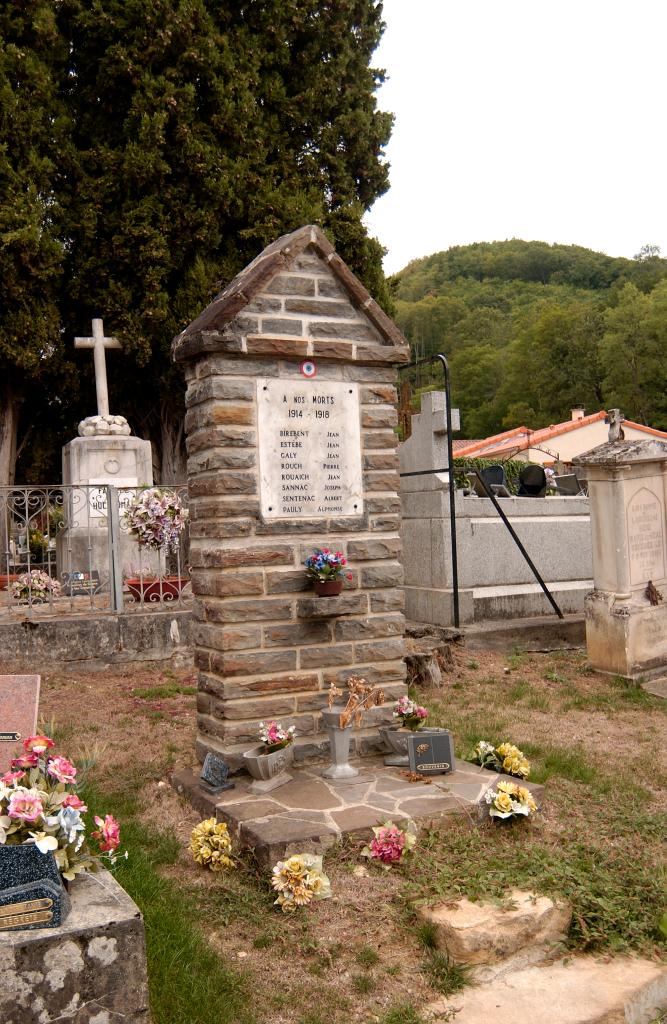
[200,753,234,794]
[0,846,70,930]
[0,675,40,761]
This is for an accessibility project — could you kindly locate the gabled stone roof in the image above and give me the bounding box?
[172,224,408,362]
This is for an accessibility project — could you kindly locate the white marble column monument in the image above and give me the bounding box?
[574,438,667,680]
[59,319,154,578]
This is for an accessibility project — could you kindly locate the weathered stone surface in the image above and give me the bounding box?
[333,615,404,641]
[0,611,193,672]
[296,593,368,618]
[263,274,316,296]
[418,891,572,965]
[204,598,294,623]
[188,471,257,497]
[213,695,295,720]
[195,571,264,597]
[265,569,311,594]
[347,538,401,561]
[186,377,254,406]
[370,589,405,612]
[361,565,404,588]
[186,426,255,453]
[299,644,354,668]
[188,449,256,473]
[263,621,331,647]
[246,336,308,356]
[210,649,297,677]
[0,870,148,1024]
[428,956,667,1023]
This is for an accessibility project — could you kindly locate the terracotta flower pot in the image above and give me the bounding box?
[0,574,19,592]
[313,579,343,597]
[126,576,187,603]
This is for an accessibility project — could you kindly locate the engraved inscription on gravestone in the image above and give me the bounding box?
[257,379,363,520]
[627,487,666,587]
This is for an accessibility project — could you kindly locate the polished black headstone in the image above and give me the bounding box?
[407,729,455,776]
[200,752,235,793]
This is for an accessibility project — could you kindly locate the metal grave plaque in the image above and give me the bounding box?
[257,379,363,520]
[407,729,455,776]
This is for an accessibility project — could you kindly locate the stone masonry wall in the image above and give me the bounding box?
[179,243,410,766]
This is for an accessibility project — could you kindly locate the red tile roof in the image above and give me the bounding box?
[454,411,667,459]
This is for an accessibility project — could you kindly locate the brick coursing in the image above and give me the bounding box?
[175,230,410,766]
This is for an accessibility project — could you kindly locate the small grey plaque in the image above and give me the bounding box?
[200,753,234,793]
[407,729,455,776]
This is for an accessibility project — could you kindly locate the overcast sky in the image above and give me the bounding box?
[364,0,667,275]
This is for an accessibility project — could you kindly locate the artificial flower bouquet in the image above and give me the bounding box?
[0,735,122,880]
[485,780,538,820]
[393,696,429,731]
[361,820,417,868]
[304,548,353,583]
[190,818,235,872]
[471,740,530,779]
[123,487,188,552]
[11,570,62,603]
[270,853,331,913]
[259,720,296,754]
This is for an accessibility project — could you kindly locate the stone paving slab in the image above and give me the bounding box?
[642,675,667,698]
[173,759,545,868]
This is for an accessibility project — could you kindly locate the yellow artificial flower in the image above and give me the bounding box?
[494,792,514,814]
[190,818,235,872]
[518,787,537,811]
[497,780,519,795]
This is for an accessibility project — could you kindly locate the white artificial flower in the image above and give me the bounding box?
[31,832,59,853]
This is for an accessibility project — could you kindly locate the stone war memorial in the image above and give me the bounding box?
[170,225,523,861]
[172,225,411,768]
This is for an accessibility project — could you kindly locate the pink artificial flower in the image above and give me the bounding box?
[11,753,39,770]
[346,573,353,581]
[7,790,44,822]
[368,825,407,864]
[92,814,121,852]
[23,735,55,755]
[46,755,77,784]
[340,557,347,565]
[62,793,88,812]
[1,770,25,784]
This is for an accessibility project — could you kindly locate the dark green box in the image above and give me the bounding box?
[407,729,455,776]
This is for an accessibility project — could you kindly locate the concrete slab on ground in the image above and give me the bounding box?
[428,955,667,1023]
[463,613,585,652]
[173,758,545,867]
[642,676,667,698]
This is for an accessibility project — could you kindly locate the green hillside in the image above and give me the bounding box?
[390,240,667,438]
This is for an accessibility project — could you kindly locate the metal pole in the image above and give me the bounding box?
[470,470,564,619]
[107,487,124,612]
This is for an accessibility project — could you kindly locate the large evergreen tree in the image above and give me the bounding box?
[21,0,391,483]
[0,1,73,484]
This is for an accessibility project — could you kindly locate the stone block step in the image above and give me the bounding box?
[427,956,667,1023]
[470,580,592,620]
[418,890,572,966]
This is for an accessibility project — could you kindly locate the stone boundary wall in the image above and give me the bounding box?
[174,229,410,767]
[0,610,193,672]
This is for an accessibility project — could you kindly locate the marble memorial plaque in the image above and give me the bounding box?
[257,379,363,519]
[0,675,40,761]
[627,487,666,586]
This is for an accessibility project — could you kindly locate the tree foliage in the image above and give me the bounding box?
[2,0,393,483]
[393,240,667,437]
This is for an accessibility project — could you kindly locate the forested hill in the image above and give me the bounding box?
[391,240,667,438]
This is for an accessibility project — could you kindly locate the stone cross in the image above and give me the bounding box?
[75,319,122,418]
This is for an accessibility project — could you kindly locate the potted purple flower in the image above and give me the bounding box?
[243,721,296,784]
[304,548,353,596]
[380,696,429,764]
[123,488,188,602]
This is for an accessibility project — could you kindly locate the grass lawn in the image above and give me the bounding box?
[37,647,666,1024]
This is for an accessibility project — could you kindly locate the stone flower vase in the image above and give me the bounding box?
[313,579,343,597]
[321,707,358,779]
[379,725,416,767]
[243,742,294,782]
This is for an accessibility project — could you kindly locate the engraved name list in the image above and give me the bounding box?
[257,379,363,519]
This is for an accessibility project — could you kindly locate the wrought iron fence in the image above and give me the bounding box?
[0,484,190,619]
